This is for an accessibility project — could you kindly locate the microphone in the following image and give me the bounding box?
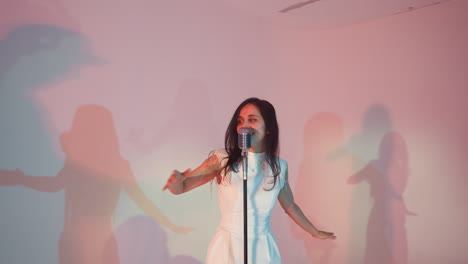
[237,127,253,154]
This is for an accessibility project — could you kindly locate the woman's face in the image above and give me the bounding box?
[236,103,266,152]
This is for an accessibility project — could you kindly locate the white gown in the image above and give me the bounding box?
[206,149,287,264]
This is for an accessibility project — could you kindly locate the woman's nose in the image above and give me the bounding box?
[243,120,253,127]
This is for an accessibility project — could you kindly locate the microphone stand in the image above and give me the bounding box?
[241,149,248,264]
[238,127,251,264]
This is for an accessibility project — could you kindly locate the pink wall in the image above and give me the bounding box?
[1,0,467,263]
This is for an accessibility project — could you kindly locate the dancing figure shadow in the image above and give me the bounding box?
[0,23,102,264]
[347,131,416,264]
[1,104,192,264]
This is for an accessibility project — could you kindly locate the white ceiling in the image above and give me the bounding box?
[221,0,451,29]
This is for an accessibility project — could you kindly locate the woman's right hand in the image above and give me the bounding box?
[162,169,190,192]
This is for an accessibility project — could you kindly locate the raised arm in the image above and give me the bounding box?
[278,167,336,240]
[163,153,221,195]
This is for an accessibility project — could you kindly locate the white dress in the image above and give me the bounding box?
[206,149,287,264]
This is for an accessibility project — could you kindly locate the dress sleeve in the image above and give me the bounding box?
[279,159,288,190]
[210,149,228,167]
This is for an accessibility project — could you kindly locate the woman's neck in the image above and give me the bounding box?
[248,142,265,153]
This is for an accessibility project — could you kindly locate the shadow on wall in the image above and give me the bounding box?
[0,24,101,85]
[0,24,101,170]
[291,112,352,264]
[1,105,191,264]
[332,104,415,263]
[0,24,101,264]
[347,131,416,264]
[335,104,394,263]
[0,23,102,172]
[115,215,202,264]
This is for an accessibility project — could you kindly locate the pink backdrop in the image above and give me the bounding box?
[1,0,467,263]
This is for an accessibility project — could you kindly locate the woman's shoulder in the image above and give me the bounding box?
[274,157,288,189]
[210,149,228,160]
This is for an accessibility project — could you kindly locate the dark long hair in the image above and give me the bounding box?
[218,97,281,189]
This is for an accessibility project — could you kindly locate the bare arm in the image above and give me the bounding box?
[278,167,336,240]
[163,153,221,195]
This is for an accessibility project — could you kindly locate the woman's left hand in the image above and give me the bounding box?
[313,230,336,240]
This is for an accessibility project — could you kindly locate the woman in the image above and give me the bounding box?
[163,97,335,264]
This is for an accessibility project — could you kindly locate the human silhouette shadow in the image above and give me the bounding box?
[328,104,393,263]
[115,215,202,264]
[1,105,192,264]
[347,131,416,264]
[0,24,101,172]
[0,23,101,264]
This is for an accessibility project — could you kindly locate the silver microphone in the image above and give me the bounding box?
[237,127,253,154]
